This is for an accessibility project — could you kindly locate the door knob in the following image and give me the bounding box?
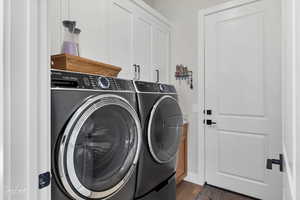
[266,154,283,172]
[203,109,212,115]
[205,119,217,126]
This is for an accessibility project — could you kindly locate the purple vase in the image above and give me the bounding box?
[62,41,78,56]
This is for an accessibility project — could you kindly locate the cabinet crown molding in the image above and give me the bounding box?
[131,0,173,27]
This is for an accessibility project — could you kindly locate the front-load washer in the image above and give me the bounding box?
[133,81,183,200]
[51,69,141,200]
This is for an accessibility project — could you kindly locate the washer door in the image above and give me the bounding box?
[58,94,141,200]
[148,96,183,164]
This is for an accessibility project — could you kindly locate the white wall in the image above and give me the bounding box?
[151,0,231,183]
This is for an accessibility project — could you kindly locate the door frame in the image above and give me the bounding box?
[1,0,50,199]
[296,2,300,198]
[0,0,4,198]
[282,0,300,199]
[296,2,300,200]
[197,0,280,186]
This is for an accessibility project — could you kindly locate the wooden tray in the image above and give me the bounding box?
[51,54,122,77]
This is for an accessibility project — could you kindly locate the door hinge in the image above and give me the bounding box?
[266,154,283,172]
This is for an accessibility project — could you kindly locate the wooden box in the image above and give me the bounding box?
[176,123,188,185]
[51,54,122,77]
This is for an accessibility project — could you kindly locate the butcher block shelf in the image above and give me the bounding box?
[176,123,188,185]
[51,54,122,77]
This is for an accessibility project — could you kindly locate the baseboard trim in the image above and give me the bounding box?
[184,172,203,186]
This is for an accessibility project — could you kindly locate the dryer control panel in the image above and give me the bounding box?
[134,81,176,93]
[51,70,135,91]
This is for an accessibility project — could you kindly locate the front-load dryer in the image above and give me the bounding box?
[134,81,183,200]
[51,70,141,200]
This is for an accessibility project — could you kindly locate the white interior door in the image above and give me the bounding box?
[133,13,152,81]
[204,0,282,199]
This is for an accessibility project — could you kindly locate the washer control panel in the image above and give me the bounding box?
[134,81,176,93]
[51,70,134,91]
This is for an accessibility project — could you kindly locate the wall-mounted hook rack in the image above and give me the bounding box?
[175,64,193,89]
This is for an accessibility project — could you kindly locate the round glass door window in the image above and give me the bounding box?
[57,95,141,200]
[148,96,183,163]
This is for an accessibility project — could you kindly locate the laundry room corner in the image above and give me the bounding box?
[2,0,300,200]
[151,0,232,186]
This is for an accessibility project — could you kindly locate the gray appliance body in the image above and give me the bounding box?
[134,81,183,200]
[51,70,141,200]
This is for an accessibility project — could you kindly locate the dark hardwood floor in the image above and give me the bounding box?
[176,181,203,200]
[196,185,258,200]
[176,182,257,200]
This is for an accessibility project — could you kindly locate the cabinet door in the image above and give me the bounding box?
[176,123,188,184]
[49,0,69,55]
[69,0,109,62]
[152,26,170,83]
[133,13,152,81]
[108,0,134,80]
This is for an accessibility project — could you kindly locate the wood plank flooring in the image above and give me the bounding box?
[176,181,257,200]
[176,181,203,200]
[196,185,258,200]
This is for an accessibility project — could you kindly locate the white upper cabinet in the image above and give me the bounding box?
[69,0,109,63]
[49,0,64,55]
[152,25,170,83]
[49,0,172,82]
[133,10,152,81]
[108,0,134,80]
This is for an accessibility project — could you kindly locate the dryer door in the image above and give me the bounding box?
[57,94,141,200]
[148,96,183,164]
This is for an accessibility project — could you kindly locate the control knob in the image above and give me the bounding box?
[159,84,166,92]
[97,77,110,89]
